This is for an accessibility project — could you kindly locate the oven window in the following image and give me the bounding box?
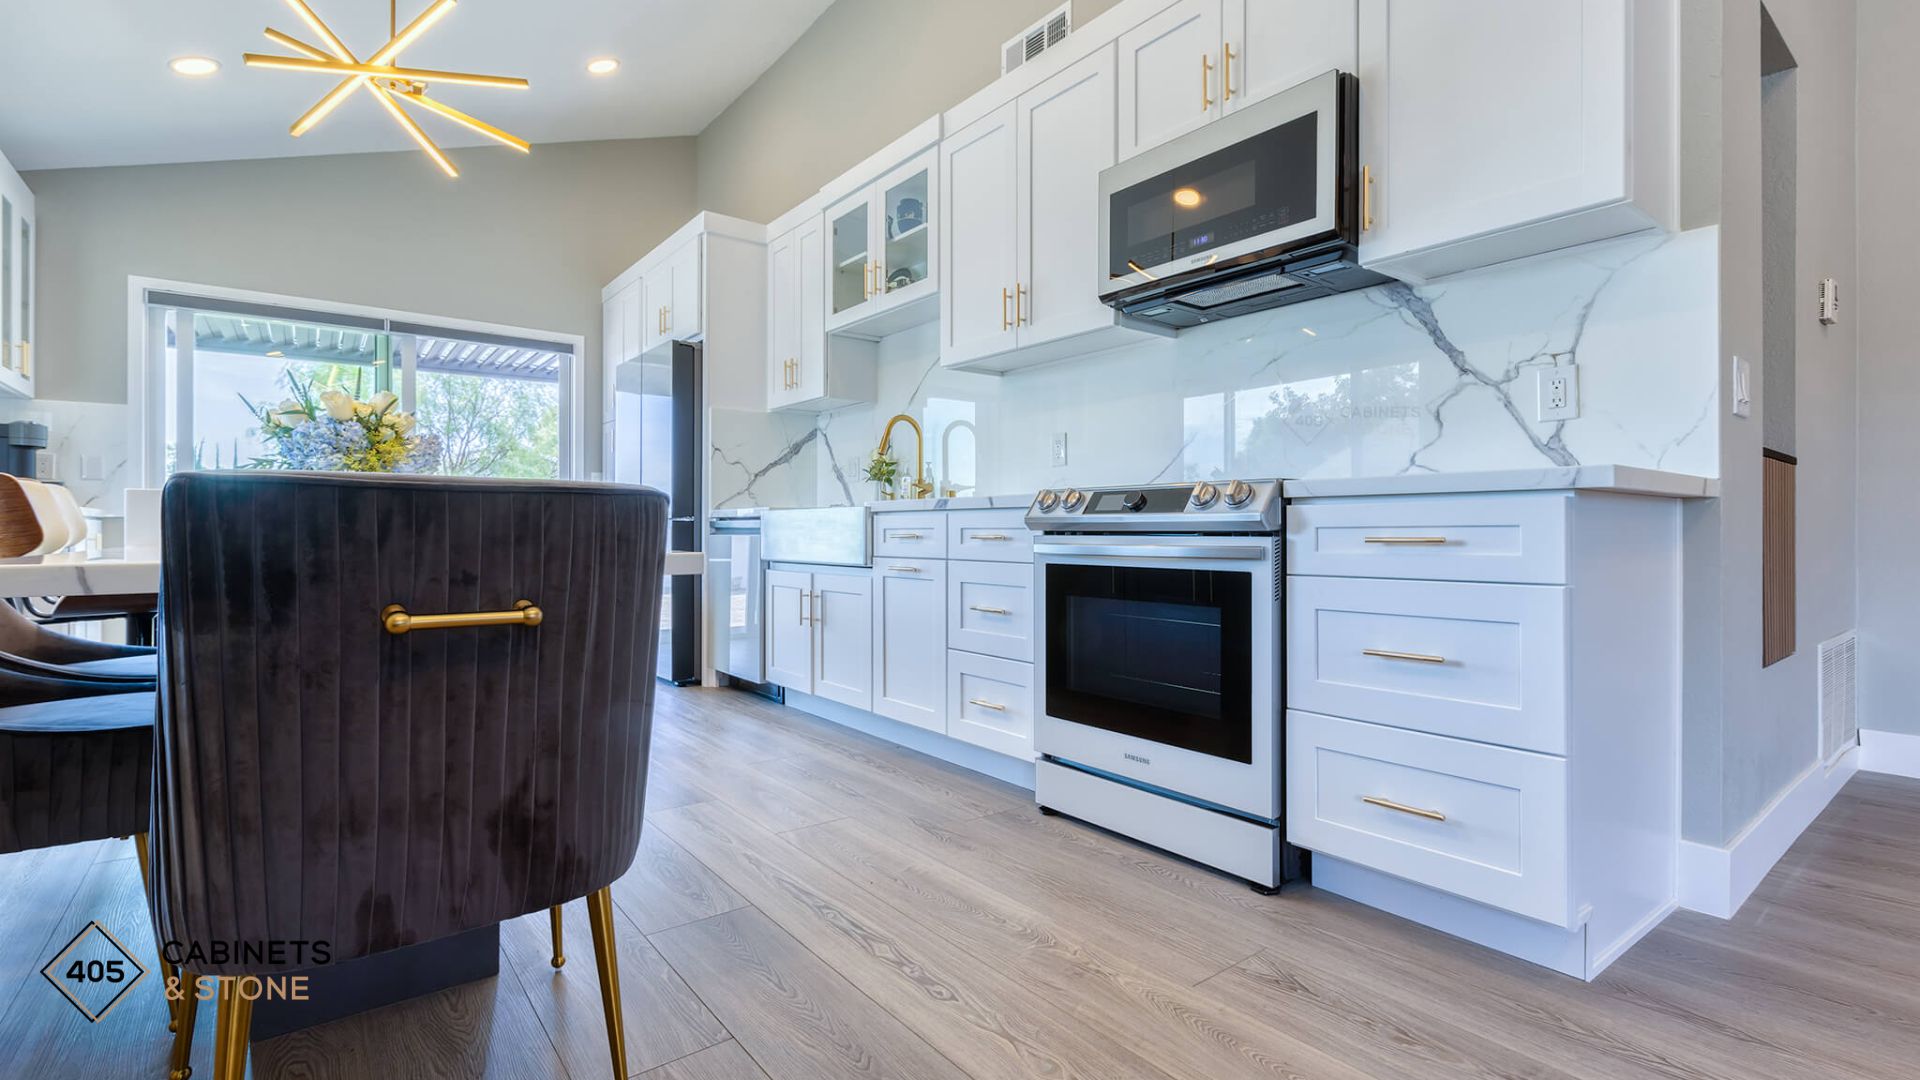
[1109,111,1319,279]
[1045,563,1252,763]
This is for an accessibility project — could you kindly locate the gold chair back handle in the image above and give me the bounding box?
[383,599,542,635]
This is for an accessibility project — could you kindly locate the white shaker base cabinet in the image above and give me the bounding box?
[761,508,1039,774]
[764,566,873,711]
[873,558,947,733]
[1285,487,1686,980]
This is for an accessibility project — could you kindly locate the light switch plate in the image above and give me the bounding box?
[1732,355,1752,418]
[1535,365,1579,422]
[1049,432,1069,468]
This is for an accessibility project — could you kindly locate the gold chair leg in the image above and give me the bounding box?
[133,832,182,1033]
[168,971,199,1080]
[211,977,254,1080]
[549,904,566,968]
[585,887,626,1079]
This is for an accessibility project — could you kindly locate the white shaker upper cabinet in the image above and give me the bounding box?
[1223,0,1357,114]
[1116,0,1224,159]
[1355,0,1676,282]
[939,101,1020,367]
[767,212,876,413]
[765,227,802,411]
[1016,42,1118,349]
[0,147,33,398]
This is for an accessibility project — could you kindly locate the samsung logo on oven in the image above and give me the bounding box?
[1123,752,1152,765]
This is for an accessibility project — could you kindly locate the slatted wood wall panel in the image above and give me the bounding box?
[1763,454,1796,666]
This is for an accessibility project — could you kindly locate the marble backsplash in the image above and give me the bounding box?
[711,226,1720,509]
[0,398,134,510]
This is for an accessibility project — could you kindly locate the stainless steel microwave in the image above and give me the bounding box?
[1097,70,1390,330]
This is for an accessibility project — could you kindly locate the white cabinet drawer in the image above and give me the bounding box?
[1287,710,1571,927]
[1286,575,1567,754]
[874,513,947,558]
[948,559,1033,661]
[947,651,1034,759]
[946,509,1033,562]
[1287,494,1570,584]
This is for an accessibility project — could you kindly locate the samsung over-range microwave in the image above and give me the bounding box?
[1097,70,1391,330]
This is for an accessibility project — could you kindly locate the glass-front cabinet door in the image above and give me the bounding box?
[824,146,939,334]
[827,195,871,323]
[878,159,932,304]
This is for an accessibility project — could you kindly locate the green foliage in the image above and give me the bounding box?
[415,371,561,479]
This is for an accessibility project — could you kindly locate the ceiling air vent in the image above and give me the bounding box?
[1819,631,1858,764]
[1003,3,1073,75]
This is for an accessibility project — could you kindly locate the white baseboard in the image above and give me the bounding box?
[782,690,1037,790]
[1677,745,1859,918]
[1861,729,1920,779]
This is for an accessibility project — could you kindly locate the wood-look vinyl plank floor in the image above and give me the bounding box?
[651,906,969,1080]
[502,897,730,1077]
[2,682,1918,1079]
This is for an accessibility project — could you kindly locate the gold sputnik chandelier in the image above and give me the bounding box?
[243,0,530,178]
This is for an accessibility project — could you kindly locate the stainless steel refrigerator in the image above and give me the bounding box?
[614,340,702,685]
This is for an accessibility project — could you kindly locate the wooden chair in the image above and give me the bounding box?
[0,474,46,556]
[148,471,667,1080]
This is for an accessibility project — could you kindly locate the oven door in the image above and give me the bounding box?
[1099,70,1346,300]
[1033,534,1281,820]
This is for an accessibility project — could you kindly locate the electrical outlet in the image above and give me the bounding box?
[1049,432,1069,468]
[1535,365,1579,422]
[32,449,55,482]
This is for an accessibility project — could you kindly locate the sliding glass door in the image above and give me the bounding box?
[143,291,576,483]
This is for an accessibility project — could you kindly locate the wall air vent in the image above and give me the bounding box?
[1818,631,1858,764]
[1003,3,1073,75]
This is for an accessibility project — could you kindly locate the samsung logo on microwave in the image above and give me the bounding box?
[1123,752,1152,765]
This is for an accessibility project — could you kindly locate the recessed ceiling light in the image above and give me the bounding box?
[170,56,221,77]
[586,58,620,75]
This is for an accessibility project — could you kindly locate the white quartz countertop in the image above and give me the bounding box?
[867,493,1033,512]
[1282,466,1719,500]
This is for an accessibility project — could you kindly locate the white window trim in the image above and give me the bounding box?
[127,275,586,486]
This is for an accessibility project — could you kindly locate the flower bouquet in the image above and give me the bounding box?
[251,378,443,473]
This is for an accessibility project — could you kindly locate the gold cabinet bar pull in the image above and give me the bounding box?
[970,533,1012,541]
[1016,283,1027,325]
[891,531,924,540]
[1362,164,1375,232]
[383,599,541,635]
[1223,42,1236,100]
[1363,536,1448,545]
[969,605,1012,616]
[967,698,1007,712]
[1002,286,1012,331]
[1363,648,1446,664]
[888,564,923,573]
[1201,53,1214,110]
[1362,796,1446,822]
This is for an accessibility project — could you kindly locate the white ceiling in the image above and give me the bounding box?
[0,0,835,170]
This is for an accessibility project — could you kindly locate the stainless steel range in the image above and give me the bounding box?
[1027,479,1299,892]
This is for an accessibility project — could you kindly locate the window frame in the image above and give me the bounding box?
[129,277,584,486]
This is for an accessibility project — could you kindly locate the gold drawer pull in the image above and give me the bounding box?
[1363,648,1446,665]
[967,698,1007,712]
[890,531,924,539]
[1363,536,1448,545]
[969,605,1012,616]
[888,564,923,573]
[383,600,541,635]
[1362,796,1446,822]
[970,533,1013,541]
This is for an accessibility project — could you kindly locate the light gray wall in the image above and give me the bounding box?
[694,0,1121,222]
[25,137,699,467]
[1682,0,1859,844]
[1856,0,1920,737]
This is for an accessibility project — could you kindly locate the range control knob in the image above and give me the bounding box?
[1121,491,1148,512]
[1190,481,1220,509]
[1036,490,1060,512]
[1062,489,1085,510]
[1223,480,1255,507]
